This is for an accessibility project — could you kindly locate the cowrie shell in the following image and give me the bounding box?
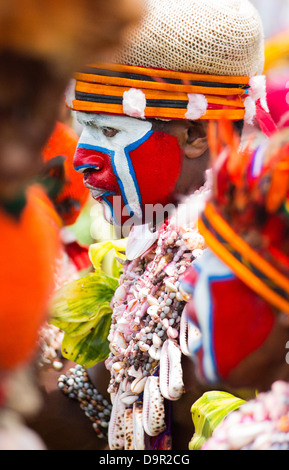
[159,339,184,401]
[147,295,159,306]
[121,394,139,406]
[149,344,162,360]
[152,333,162,349]
[112,362,124,373]
[142,376,166,437]
[164,280,178,292]
[133,401,145,450]
[131,376,147,395]
[108,389,125,450]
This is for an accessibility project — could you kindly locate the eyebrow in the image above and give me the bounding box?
[78,113,125,130]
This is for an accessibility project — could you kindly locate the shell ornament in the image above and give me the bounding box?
[105,191,207,450]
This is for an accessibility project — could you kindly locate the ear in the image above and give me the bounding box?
[184,121,208,159]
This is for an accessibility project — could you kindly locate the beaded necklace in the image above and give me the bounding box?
[58,183,210,448]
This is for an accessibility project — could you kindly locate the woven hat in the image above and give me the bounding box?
[68,0,269,125]
[115,0,264,78]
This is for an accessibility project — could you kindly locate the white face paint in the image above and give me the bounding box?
[76,113,153,220]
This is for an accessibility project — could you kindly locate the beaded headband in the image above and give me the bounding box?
[66,62,257,122]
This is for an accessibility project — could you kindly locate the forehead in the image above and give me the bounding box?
[77,112,150,132]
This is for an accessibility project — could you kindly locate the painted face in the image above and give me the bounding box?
[73,113,183,226]
[181,249,275,386]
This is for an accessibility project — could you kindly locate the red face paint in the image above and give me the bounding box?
[181,250,275,384]
[73,147,120,195]
[210,277,275,380]
[74,130,183,226]
[129,131,183,208]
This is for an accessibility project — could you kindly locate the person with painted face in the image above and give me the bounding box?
[180,123,289,450]
[69,0,271,231]
[57,0,276,451]
[0,0,142,450]
[181,123,289,393]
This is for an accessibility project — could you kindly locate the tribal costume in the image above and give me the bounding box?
[55,0,275,450]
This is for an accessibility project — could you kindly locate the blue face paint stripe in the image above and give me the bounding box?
[102,191,116,198]
[76,142,114,158]
[110,130,153,218]
[125,130,154,153]
[102,195,120,226]
[77,131,153,219]
[76,139,135,217]
[110,153,133,216]
[124,130,154,208]
[74,164,100,171]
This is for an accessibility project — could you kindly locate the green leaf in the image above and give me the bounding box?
[49,237,128,368]
[89,239,127,275]
[189,391,246,450]
[49,270,119,366]
[61,310,112,368]
[50,272,118,325]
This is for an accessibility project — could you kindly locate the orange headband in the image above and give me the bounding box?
[199,202,289,314]
[67,62,250,121]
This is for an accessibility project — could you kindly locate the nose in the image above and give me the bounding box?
[73,145,119,194]
[73,147,106,173]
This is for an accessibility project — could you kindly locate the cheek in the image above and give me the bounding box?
[129,132,183,206]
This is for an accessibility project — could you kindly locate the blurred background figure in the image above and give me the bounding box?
[250,0,289,129]
[0,0,142,450]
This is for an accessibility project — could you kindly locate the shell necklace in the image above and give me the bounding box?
[106,185,209,450]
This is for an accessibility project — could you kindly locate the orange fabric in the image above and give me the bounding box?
[86,62,250,84]
[42,121,89,226]
[78,62,250,88]
[198,208,289,315]
[71,100,245,121]
[70,62,249,121]
[0,185,61,370]
[204,202,289,295]
[75,82,245,108]
[266,159,289,213]
[75,72,247,96]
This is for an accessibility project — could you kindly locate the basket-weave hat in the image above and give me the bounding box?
[68,0,269,125]
[115,0,264,78]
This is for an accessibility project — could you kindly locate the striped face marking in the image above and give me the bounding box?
[73,113,182,226]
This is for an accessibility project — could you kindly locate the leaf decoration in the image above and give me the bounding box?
[89,239,127,277]
[189,391,245,450]
[61,308,112,368]
[50,268,120,367]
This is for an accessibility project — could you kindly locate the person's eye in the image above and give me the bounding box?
[102,127,119,138]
